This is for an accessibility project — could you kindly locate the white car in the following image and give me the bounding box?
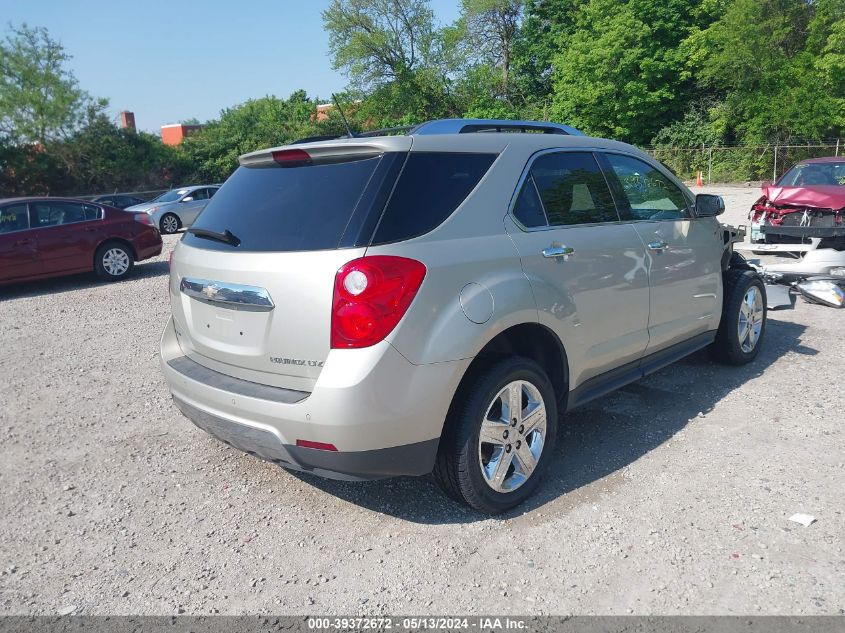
[127,185,219,234]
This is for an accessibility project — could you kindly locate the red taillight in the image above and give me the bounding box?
[272,149,311,166]
[134,213,152,225]
[296,439,338,451]
[331,256,426,349]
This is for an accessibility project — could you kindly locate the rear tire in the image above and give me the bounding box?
[710,269,766,365]
[94,242,134,281]
[434,356,558,515]
[160,213,181,234]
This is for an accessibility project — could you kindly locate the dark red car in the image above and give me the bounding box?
[0,197,162,285]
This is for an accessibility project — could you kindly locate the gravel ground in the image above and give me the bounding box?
[0,185,843,616]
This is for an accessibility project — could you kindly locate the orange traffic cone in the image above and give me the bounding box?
[696,171,703,187]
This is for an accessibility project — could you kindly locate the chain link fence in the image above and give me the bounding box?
[647,140,844,183]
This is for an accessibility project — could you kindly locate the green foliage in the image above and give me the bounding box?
[0,23,105,144]
[459,0,524,93]
[323,0,440,89]
[5,2,845,194]
[684,0,845,143]
[550,0,701,144]
[177,92,321,183]
[57,112,190,194]
[510,0,586,104]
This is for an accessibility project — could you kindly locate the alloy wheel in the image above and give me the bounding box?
[161,215,179,234]
[478,380,547,493]
[737,286,764,353]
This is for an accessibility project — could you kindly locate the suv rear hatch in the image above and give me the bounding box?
[168,136,498,391]
[169,138,412,390]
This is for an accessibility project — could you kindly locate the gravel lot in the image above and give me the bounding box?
[1,185,843,616]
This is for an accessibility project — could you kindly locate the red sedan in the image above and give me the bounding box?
[749,156,845,244]
[0,197,163,285]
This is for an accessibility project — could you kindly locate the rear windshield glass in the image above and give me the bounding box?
[182,156,383,252]
[372,152,496,244]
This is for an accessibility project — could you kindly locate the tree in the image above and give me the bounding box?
[459,0,524,94]
[0,23,105,144]
[510,0,586,106]
[684,0,845,142]
[550,0,702,144]
[323,0,440,89]
[177,92,321,182]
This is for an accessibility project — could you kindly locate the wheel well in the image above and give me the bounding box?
[95,238,137,264]
[455,323,569,412]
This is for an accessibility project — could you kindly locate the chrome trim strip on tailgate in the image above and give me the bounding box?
[167,356,309,404]
[180,277,275,311]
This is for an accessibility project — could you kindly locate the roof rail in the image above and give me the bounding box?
[290,118,583,145]
[410,119,584,136]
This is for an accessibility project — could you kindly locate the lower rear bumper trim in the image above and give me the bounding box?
[172,396,439,480]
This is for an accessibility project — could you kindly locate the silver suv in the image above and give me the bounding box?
[160,119,766,514]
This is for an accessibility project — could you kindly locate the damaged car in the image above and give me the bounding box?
[749,156,845,247]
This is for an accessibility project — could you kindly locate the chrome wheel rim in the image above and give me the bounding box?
[478,380,546,493]
[102,248,130,276]
[162,215,178,233]
[738,286,764,353]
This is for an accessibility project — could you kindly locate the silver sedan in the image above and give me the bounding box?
[127,185,219,234]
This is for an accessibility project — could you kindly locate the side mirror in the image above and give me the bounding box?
[181,196,194,202]
[695,193,725,217]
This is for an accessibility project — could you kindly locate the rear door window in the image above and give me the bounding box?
[513,152,619,227]
[371,152,496,244]
[0,204,30,234]
[30,201,87,227]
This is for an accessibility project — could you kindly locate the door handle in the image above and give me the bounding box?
[14,239,34,246]
[647,240,668,251]
[542,245,575,258]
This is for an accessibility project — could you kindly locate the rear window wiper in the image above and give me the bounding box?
[187,227,241,247]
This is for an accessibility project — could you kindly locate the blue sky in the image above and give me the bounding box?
[0,0,462,132]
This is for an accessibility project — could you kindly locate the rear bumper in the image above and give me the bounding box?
[171,396,438,480]
[133,227,163,261]
[160,317,469,480]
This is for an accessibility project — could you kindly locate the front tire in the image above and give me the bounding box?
[434,357,558,515]
[94,242,134,281]
[710,269,766,365]
[160,213,181,234]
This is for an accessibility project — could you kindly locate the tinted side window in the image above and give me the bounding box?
[0,204,30,233]
[189,189,209,201]
[603,154,690,220]
[83,204,102,220]
[208,188,218,198]
[512,176,547,228]
[31,201,87,227]
[372,152,496,244]
[529,152,619,226]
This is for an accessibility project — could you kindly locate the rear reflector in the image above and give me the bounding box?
[272,149,311,166]
[296,439,338,451]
